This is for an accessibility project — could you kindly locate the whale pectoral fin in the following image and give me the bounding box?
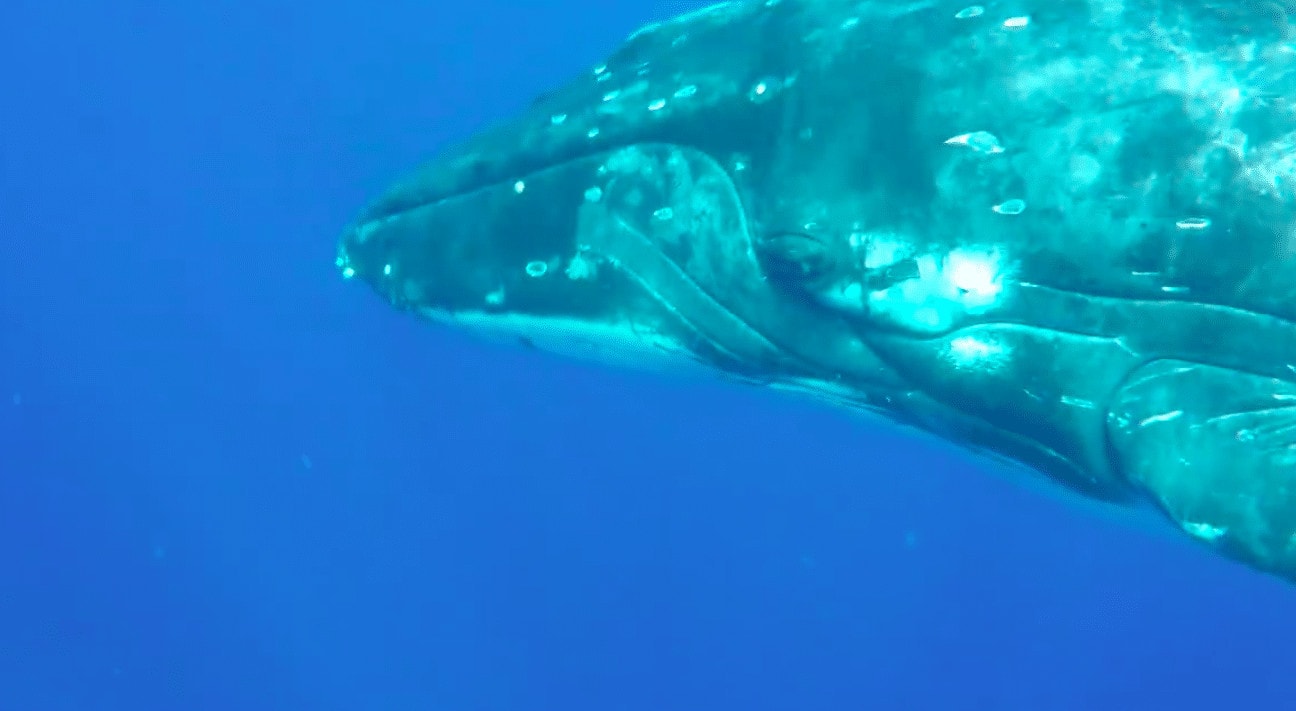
[1108,360,1296,579]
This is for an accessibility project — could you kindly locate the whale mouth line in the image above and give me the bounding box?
[349,180,500,247]
[417,306,722,377]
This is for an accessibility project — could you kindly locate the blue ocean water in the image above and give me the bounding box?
[3,1,1295,709]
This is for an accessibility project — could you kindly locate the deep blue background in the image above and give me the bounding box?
[3,1,1295,709]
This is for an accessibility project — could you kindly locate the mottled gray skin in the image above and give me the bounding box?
[339,0,1296,583]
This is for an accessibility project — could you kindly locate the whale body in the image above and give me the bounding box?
[339,0,1296,584]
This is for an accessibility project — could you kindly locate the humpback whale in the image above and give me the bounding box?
[338,0,1296,584]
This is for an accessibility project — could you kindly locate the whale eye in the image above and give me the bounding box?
[755,231,839,287]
